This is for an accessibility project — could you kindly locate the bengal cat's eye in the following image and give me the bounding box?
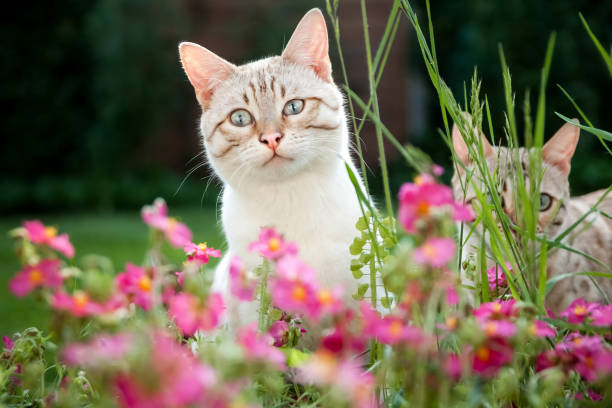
[539,193,552,211]
[230,109,252,127]
[283,99,304,116]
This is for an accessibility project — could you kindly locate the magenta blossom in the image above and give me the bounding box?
[238,324,286,370]
[52,291,118,317]
[479,319,516,339]
[141,198,192,248]
[183,242,221,265]
[229,256,257,301]
[398,175,473,233]
[269,256,321,320]
[472,338,514,377]
[444,354,462,382]
[559,298,600,324]
[269,320,290,347]
[115,263,156,310]
[248,228,298,260]
[3,336,14,351]
[9,259,63,297]
[591,304,612,327]
[413,237,455,268]
[62,333,133,366]
[360,303,426,346]
[167,292,225,336]
[530,320,556,337]
[114,333,216,408]
[473,299,518,322]
[23,220,75,258]
[299,350,377,408]
[487,263,510,292]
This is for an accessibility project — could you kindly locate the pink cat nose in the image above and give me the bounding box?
[259,132,284,150]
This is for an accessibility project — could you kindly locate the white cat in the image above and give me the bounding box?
[179,9,365,332]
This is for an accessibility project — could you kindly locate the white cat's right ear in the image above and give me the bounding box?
[282,9,332,82]
[542,120,580,175]
[179,42,236,108]
[451,113,493,167]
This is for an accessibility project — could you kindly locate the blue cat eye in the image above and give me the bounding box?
[230,109,252,127]
[539,193,552,211]
[283,99,304,116]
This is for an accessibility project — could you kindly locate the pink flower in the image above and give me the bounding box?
[23,220,75,258]
[473,299,518,321]
[298,350,377,408]
[530,320,556,337]
[141,198,192,248]
[444,354,462,381]
[114,333,216,408]
[237,324,286,370]
[3,336,14,351]
[590,304,612,327]
[432,164,444,176]
[9,259,63,297]
[559,298,599,324]
[52,291,117,317]
[398,176,473,233]
[487,263,510,292]
[413,237,455,268]
[115,263,156,310]
[269,320,289,347]
[229,256,257,301]
[479,319,516,339]
[248,228,298,260]
[360,303,426,346]
[183,242,221,265]
[62,333,133,366]
[167,292,225,336]
[472,338,514,377]
[269,256,320,320]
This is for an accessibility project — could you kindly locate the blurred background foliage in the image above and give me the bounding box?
[0,0,610,215]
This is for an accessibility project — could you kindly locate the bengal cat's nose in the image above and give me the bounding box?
[259,132,284,151]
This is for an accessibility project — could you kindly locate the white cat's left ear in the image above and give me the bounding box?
[282,8,332,82]
[542,120,580,175]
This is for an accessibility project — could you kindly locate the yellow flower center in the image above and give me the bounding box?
[530,323,538,335]
[414,175,426,185]
[422,243,437,258]
[573,337,581,345]
[485,322,497,336]
[574,304,587,316]
[167,218,177,230]
[28,269,44,284]
[317,289,332,305]
[476,346,490,362]
[197,242,208,251]
[44,226,58,239]
[446,316,457,329]
[292,285,306,302]
[389,321,403,338]
[268,238,281,252]
[74,291,89,309]
[138,276,152,292]
[416,202,430,217]
[493,303,502,313]
[585,356,594,369]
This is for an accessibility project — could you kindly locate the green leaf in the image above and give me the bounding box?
[349,239,365,255]
[555,113,612,142]
[352,269,364,279]
[359,252,373,263]
[355,217,369,231]
[380,297,392,308]
[268,308,283,322]
[284,348,311,368]
[350,259,363,271]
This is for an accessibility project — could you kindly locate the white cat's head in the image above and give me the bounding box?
[179,9,347,186]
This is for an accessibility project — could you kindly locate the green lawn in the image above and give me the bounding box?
[0,206,224,336]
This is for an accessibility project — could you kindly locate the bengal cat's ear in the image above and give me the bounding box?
[543,120,580,175]
[179,42,237,108]
[282,9,332,82]
[451,113,493,167]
